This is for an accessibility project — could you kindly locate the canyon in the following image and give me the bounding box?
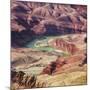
[11,0,87,89]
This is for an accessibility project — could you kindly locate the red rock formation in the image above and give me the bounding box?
[42,61,57,75]
[42,54,86,75]
[49,38,78,54]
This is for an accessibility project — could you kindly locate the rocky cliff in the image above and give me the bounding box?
[11,1,87,47]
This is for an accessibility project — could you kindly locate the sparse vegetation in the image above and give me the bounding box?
[11,71,46,89]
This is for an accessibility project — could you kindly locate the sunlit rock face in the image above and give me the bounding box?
[48,38,78,54]
[42,53,86,75]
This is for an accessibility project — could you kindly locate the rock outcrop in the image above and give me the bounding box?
[49,38,78,54]
[42,53,86,75]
